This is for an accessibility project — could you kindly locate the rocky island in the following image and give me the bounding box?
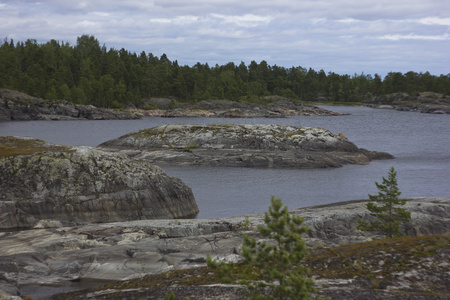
[98,124,394,168]
[0,136,199,230]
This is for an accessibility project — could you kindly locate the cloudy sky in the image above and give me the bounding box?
[1,0,449,77]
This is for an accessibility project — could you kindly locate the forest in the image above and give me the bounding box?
[1,35,449,109]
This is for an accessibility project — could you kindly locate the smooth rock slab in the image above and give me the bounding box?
[0,197,447,299]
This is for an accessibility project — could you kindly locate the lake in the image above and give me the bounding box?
[1,106,449,218]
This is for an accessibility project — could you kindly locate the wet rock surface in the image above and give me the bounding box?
[98,124,394,169]
[0,88,140,121]
[0,197,448,299]
[0,136,199,230]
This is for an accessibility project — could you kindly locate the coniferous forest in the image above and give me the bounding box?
[1,35,449,109]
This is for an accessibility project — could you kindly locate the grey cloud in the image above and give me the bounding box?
[379,34,450,41]
[0,0,448,75]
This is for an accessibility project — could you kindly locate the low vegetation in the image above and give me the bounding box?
[207,196,319,299]
[0,136,72,157]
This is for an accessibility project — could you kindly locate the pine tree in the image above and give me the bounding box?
[207,196,317,299]
[358,167,411,238]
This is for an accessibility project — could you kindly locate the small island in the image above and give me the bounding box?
[98,124,394,168]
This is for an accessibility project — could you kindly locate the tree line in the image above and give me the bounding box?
[1,35,449,108]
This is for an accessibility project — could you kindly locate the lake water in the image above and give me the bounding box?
[1,106,449,218]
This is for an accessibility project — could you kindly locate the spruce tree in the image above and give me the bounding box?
[207,196,317,299]
[358,166,411,238]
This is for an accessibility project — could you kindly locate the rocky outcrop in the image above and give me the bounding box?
[0,136,199,230]
[137,97,348,118]
[0,88,140,121]
[363,92,450,114]
[0,197,447,299]
[98,124,394,168]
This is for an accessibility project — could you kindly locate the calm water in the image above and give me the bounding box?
[1,106,449,218]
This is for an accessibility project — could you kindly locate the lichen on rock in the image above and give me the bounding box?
[98,124,394,168]
[0,197,447,300]
[0,136,198,230]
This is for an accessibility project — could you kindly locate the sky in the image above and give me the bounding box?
[1,0,449,77]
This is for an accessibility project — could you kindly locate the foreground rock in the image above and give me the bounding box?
[98,124,393,168]
[0,136,198,230]
[363,92,450,114]
[51,235,450,300]
[135,97,348,118]
[0,198,448,299]
[0,88,140,121]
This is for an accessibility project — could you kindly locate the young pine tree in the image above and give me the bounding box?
[358,166,411,238]
[207,196,318,300]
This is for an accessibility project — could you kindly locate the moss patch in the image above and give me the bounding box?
[305,235,448,277]
[0,136,73,157]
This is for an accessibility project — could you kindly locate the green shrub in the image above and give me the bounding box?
[358,167,411,238]
[208,196,321,299]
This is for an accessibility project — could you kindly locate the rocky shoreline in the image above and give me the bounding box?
[1,90,448,299]
[363,92,450,114]
[0,89,140,121]
[2,89,449,122]
[0,197,448,299]
[137,97,348,118]
[0,137,447,299]
[0,89,348,121]
[98,124,394,169]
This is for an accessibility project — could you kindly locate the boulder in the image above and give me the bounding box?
[0,136,198,230]
[98,124,394,168]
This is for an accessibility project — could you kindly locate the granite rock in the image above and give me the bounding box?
[0,136,199,230]
[98,124,394,168]
[0,197,447,299]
